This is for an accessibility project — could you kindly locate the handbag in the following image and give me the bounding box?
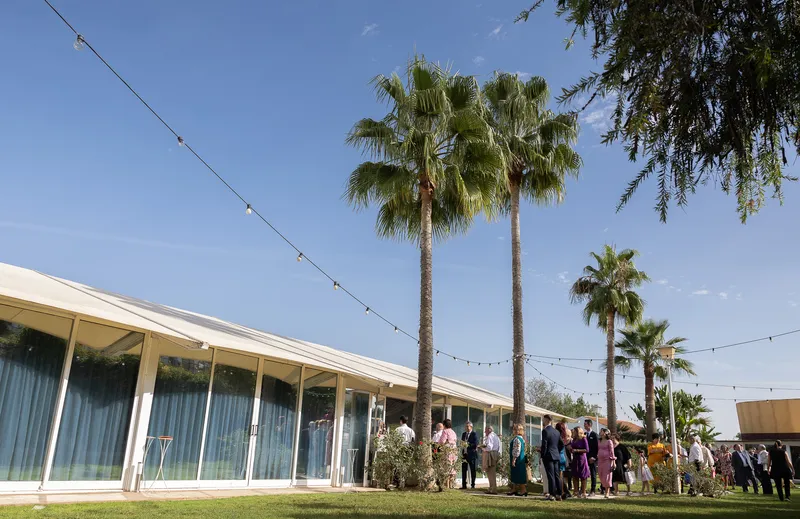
[625,469,636,486]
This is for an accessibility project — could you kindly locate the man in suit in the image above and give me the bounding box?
[584,419,599,495]
[461,421,478,489]
[541,414,564,501]
[732,444,759,493]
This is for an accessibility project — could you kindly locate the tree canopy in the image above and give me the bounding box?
[525,376,599,418]
[517,0,800,222]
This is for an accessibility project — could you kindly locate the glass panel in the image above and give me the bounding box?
[501,410,511,439]
[486,410,500,432]
[469,407,484,476]
[51,321,143,481]
[252,360,301,480]
[431,405,445,432]
[144,347,212,481]
[200,351,257,480]
[0,305,72,481]
[341,390,369,485]
[295,369,337,481]
[384,398,414,431]
[451,406,468,441]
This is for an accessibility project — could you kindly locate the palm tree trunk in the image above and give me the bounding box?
[413,186,434,445]
[606,308,617,435]
[644,363,656,438]
[510,179,526,428]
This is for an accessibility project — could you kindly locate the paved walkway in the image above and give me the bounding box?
[0,486,382,508]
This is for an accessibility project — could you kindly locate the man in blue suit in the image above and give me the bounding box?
[540,414,564,501]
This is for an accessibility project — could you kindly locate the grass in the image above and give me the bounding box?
[1,488,797,519]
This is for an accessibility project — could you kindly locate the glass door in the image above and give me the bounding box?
[340,390,370,487]
[366,395,385,486]
[294,369,337,485]
[197,350,257,487]
[248,359,301,487]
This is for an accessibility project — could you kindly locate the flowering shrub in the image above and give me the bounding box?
[650,463,724,498]
[370,433,461,491]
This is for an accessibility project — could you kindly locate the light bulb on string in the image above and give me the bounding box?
[365,307,370,315]
[73,35,85,51]
[435,350,439,356]
[333,281,339,290]
[769,337,773,342]
[297,253,303,262]
[394,327,399,334]
[245,204,252,215]
[177,136,185,147]
[467,361,470,366]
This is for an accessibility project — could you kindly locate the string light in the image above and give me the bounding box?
[394,326,398,334]
[40,2,800,375]
[365,307,370,315]
[333,281,339,291]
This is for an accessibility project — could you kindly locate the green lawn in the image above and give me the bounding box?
[1,489,797,519]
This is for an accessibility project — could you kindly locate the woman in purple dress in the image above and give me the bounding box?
[570,426,591,498]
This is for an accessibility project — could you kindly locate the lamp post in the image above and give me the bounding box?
[658,344,681,495]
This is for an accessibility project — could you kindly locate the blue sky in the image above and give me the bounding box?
[3,0,799,437]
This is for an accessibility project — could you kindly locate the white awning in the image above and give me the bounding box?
[0,262,569,419]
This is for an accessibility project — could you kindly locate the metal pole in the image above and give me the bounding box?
[666,361,681,495]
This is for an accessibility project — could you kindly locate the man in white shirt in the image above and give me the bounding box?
[757,445,773,495]
[481,425,501,494]
[396,415,415,444]
[687,436,705,496]
[702,443,714,471]
[431,422,444,444]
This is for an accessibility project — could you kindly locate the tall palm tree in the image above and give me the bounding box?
[345,56,501,444]
[569,245,649,434]
[613,319,695,438]
[483,72,582,426]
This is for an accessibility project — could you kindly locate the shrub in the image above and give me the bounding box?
[650,463,724,498]
[369,433,461,491]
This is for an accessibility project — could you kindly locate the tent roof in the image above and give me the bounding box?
[0,262,568,419]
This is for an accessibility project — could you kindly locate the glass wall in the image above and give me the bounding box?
[252,361,301,480]
[385,398,414,431]
[51,322,143,481]
[200,351,257,480]
[366,395,385,484]
[501,410,511,439]
[295,369,337,481]
[0,305,72,482]
[340,390,369,485]
[451,406,468,440]
[144,344,213,481]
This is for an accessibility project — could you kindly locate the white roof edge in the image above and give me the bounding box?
[0,261,567,417]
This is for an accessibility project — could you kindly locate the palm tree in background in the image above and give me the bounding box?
[483,72,581,426]
[345,56,501,445]
[613,319,695,438]
[569,245,649,434]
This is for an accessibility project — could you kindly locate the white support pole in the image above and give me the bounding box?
[667,361,681,495]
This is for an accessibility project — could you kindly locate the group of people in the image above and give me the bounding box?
[642,433,795,502]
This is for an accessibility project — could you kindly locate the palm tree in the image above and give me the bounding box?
[569,245,649,434]
[345,56,501,444]
[613,319,695,438]
[483,72,581,426]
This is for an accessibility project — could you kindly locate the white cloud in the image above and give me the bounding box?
[472,56,485,66]
[515,71,531,81]
[580,97,616,132]
[497,236,505,241]
[488,24,503,38]
[736,293,743,301]
[557,271,570,284]
[656,279,668,285]
[361,23,378,36]
[603,227,609,233]
[718,292,728,300]
[692,289,710,296]
[790,300,798,307]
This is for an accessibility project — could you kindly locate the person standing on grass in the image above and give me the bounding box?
[647,433,667,492]
[437,419,458,490]
[598,428,617,499]
[556,422,572,499]
[612,434,633,496]
[460,421,478,490]
[718,445,734,492]
[757,445,773,495]
[432,422,444,444]
[637,448,654,494]
[687,436,705,496]
[396,416,415,444]
[508,423,528,497]
[768,440,795,502]
[541,414,564,501]
[584,419,599,496]
[481,425,501,495]
[570,427,590,498]
[733,444,759,494]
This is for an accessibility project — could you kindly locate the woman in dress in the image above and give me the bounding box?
[718,444,734,492]
[637,448,654,494]
[611,433,633,496]
[570,427,591,498]
[437,418,458,489]
[508,423,528,496]
[597,428,617,498]
[555,422,571,499]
